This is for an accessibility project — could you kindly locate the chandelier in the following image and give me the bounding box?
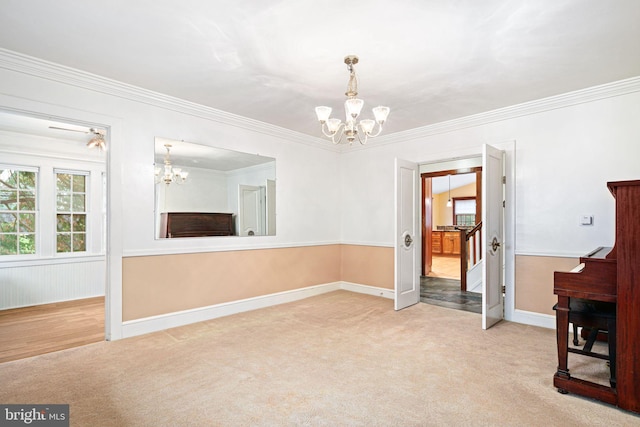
[155,144,189,185]
[315,55,390,145]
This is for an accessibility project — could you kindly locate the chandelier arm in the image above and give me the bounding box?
[354,131,368,145]
[320,122,336,138]
[331,126,346,145]
[361,122,384,138]
[320,122,346,144]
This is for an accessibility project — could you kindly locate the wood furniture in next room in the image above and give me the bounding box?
[553,180,640,414]
[431,231,461,255]
[159,212,234,238]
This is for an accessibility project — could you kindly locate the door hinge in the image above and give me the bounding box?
[502,176,506,184]
[502,285,506,294]
[502,200,505,208]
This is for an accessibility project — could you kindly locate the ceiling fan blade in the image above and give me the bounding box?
[48,126,89,133]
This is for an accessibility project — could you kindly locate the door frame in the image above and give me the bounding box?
[413,141,516,323]
[421,167,482,277]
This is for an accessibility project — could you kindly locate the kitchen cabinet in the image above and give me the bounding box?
[442,231,461,255]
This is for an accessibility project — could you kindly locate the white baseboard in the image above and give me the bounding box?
[121,281,392,339]
[340,282,394,299]
[510,309,556,329]
[121,281,556,339]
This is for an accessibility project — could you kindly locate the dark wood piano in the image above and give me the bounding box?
[553,180,640,413]
[159,212,234,238]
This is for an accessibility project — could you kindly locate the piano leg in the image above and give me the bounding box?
[555,296,571,393]
[607,317,616,389]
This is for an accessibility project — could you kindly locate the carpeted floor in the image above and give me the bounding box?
[1,291,637,426]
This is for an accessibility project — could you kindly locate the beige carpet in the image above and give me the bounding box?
[1,291,638,426]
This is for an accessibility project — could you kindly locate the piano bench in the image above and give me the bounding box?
[553,298,617,388]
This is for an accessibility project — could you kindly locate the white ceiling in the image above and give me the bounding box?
[1,0,639,139]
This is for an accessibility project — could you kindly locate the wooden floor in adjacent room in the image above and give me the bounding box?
[428,254,461,279]
[0,297,104,363]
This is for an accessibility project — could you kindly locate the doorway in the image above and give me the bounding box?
[420,163,482,314]
[0,110,107,362]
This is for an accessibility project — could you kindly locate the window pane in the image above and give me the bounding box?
[455,199,476,214]
[0,190,17,210]
[57,194,71,211]
[57,214,71,232]
[56,174,71,192]
[73,214,86,232]
[0,168,37,257]
[57,233,71,253]
[18,213,36,232]
[72,194,85,211]
[72,233,86,252]
[19,191,36,210]
[0,234,17,255]
[0,170,17,189]
[18,171,36,190]
[73,175,86,192]
[0,213,17,232]
[18,233,36,254]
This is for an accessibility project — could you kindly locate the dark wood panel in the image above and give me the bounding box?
[160,212,234,238]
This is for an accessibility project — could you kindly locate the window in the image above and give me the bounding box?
[0,167,38,255]
[453,198,477,226]
[56,171,88,253]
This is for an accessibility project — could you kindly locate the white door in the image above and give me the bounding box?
[265,179,276,235]
[238,184,262,236]
[395,158,420,310]
[482,144,504,329]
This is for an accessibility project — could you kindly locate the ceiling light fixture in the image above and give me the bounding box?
[86,128,107,151]
[315,55,390,145]
[447,175,453,207]
[155,144,188,185]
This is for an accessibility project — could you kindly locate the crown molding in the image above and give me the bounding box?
[0,49,338,151]
[2,48,638,154]
[353,75,640,150]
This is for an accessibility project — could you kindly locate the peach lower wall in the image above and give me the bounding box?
[340,244,394,289]
[515,254,579,315]
[122,245,341,321]
[122,246,571,323]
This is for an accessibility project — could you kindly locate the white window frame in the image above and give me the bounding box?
[54,168,90,255]
[0,164,39,258]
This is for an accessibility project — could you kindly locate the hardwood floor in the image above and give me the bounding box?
[428,255,460,279]
[0,297,104,363]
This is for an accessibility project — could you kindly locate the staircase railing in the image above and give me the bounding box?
[460,221,483,291]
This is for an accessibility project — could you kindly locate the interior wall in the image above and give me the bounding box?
[0,56,343,336]
[122,245,341,321]
[339,88,640,317]
[1,51,639,329]
[432,181,476,228]
[340,245,394,289]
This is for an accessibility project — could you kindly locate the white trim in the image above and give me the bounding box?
[512,309,556,330]
[121,281,393,338]
[515,251,583,258]
[0,48,332,151]
[122,240,342,257]
[340,282,394,299]
[2,49,638,153]
[348,76,640,150]
[122,282,340,338]
[0,254,105,268]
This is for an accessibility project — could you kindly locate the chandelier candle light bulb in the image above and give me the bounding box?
[315,55,390,145]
